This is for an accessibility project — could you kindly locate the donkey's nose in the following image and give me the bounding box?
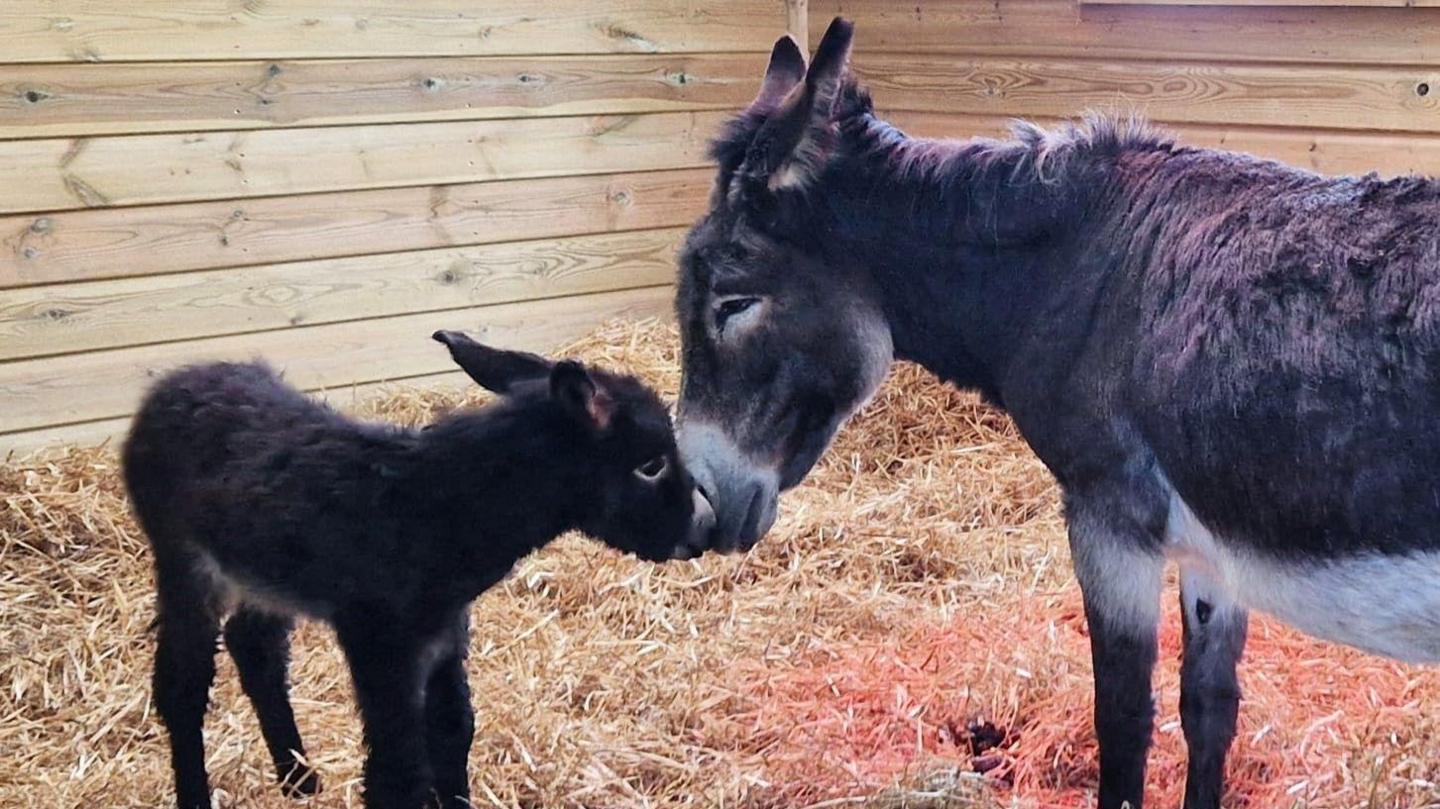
[735,479,778,551]
[677,420,780,553]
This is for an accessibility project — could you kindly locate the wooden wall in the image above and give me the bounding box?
[812,1,1440,176]
[0,2,790,456]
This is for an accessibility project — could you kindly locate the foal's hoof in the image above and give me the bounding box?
[278,765,322,798]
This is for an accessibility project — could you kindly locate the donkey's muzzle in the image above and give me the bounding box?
[678,420,782,554]
[694,472,778,554]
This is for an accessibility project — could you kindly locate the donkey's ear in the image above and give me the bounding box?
[432,330,551,394]
[549,361,616,432]
[751,35,807,112]
[736,17,855,195]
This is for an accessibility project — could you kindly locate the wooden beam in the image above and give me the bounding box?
[0,110,726,214]
[1,1,784,63]
[0,168,712,288]
[0,54,767,139]
[854,55,1440,135]
[0,370,474,460]
[1081,0,1440,6]
[888,110,1440,178]
[0,284,672,435]
[0,228,684,361]
[810,0,1440,65]
[787,0,810,51]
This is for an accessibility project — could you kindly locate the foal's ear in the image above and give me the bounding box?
[737,17,855,195]
[549,361,616,432]
[432,330,551,394]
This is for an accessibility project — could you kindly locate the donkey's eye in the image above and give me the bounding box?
[714,297,760,330]
[633,455,669,482]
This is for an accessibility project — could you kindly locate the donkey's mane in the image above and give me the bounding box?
[855,111,1177,192]
[710,68,1176,192]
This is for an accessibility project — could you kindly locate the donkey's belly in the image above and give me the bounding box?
[1166,495,1440,663]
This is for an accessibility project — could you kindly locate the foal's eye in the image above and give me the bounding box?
[714,297,760,330]
[633,456,669,482]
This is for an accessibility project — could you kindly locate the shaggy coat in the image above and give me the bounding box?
[674,18,1440,809]
[125,334,710,809]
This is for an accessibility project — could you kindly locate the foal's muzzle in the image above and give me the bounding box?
[671,488,717,560]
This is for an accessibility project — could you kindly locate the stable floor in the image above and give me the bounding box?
[5,319,1439,809]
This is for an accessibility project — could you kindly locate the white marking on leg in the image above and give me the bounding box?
[1070,522,1166,635]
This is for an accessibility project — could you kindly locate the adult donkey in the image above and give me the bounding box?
[676,17,1440,809]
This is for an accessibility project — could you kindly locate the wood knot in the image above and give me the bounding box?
[30,218,52,235]
[1418,82,1431,97]
[23,89,52,104]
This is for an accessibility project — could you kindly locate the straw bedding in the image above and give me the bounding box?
[5,317,1440,808]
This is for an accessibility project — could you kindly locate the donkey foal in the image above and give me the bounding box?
[123,331,714,809]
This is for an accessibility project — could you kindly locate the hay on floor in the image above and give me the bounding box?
[4,317,1440,808]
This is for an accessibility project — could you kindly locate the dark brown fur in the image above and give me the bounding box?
[676,18,1440,809]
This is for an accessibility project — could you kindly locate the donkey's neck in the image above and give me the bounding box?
[816,118,1087,403]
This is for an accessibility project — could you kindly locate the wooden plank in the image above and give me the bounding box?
[1083,1,1440,6]
[0,168,711,287]
[0,1,783,63]
[888,110,1440,178]
[2,414,139,459]
[0,54,766,139]
[811,0,1440,65]
[0,110,724,214]
[0,284,671,435]
[0,370,475,460]
[0,228,683,361]
[787,0,809,50]
[852,55,1440,135]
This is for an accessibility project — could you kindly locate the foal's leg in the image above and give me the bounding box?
[152,552,223,809]
[1178,566,1247,809]
[1068,499,1165,809]
[224,607,320,797]
[334,607,434,809]
[424,608,474,809]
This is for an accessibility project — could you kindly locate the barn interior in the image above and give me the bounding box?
[5,2,1440,807]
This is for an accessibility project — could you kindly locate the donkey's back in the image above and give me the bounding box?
[1104,149,1440,660]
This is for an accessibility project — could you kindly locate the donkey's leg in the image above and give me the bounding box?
[1178,566,1247,809]
[152,551,223,809]
[334,607,433,809]
[224,607,320,798]
[1068,498,1166,809]
[424,608,474,809]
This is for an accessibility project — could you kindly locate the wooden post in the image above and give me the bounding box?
[786,0,809,51]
